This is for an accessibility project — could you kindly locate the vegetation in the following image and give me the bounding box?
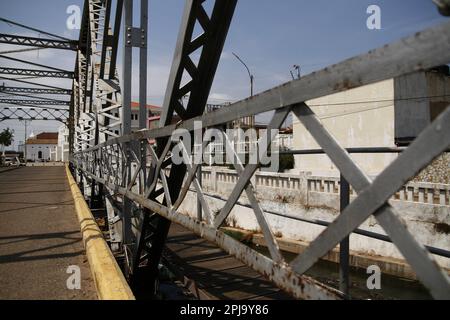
[0,128,14,156]
[278,153,295,172]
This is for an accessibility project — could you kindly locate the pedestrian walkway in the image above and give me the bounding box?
[0,166,97,299]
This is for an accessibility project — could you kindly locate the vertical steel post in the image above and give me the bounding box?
[339,174,350,297]
[130,0,238,294]
[139,0,148,186]
[197,164,202,220]
[122,0,133,246]
[139,0,148,131]
[24,120,27,163]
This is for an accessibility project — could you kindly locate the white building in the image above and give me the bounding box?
[111,102,162,136]
[292,67,450,176]
[25,132,58,162]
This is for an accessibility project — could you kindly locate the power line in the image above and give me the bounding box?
[305,94,450,120]
[0,54,71,72]
[0,47,48,55]
[319,104,393,120]
[307,94,450,108]
[0,17,71,41]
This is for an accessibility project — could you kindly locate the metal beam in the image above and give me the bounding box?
[0,54,72,72]
[121,0,133,251]
[0,76,69,90]
[0,106,68,122]
[129,0,238,294]
[0,33,77,50]
[0,67,74,79]
[0,98,70,106]
[0,86,72,95]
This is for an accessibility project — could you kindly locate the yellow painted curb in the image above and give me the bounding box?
[65,165,135,300]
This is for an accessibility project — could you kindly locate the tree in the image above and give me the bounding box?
[0,128,14,156]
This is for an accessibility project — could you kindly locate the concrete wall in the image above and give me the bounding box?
[292,79,397,176]
[292,70,450,176]
[394,72,429,144]
[177,167,450,272]
[395,70,450,145]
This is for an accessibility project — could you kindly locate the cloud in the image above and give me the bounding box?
[220,51,233,61]
[209,93,233,103]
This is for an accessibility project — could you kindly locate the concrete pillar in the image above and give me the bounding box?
[299,172,309,205]
[251,172,257,191]
[211,166,217,192]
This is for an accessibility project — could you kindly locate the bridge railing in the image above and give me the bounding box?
[195,166,450,207]
[71,0,450,300]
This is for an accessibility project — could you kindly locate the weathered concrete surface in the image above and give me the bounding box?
[0,167,97,300]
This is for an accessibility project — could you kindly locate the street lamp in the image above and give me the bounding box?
[20,119,29,164]
[290,65,301,80]
[232,52,255,128]
[232,52,254,97]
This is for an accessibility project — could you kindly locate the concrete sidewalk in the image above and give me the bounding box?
[0,167,97,299]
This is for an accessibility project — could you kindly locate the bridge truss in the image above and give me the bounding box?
[0,106,68,122]
[68,0,450,299]
[0,21,73,123]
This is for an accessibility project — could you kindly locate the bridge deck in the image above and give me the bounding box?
[0,166,96,299]
[163,223,293,300]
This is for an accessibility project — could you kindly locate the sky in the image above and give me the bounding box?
[0,0,447,150]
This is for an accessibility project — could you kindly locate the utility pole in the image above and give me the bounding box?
[232,52,254,97]
[232,52,254,128]
[20,119,28,164]
[24,120,27,163]
[290,65,301,80]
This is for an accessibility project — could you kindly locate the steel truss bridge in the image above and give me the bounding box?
[2,0,450,299]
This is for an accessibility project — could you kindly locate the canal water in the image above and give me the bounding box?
[247,244,432,300]
[155,238,432,300]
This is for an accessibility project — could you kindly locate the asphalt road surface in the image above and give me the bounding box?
[0,166,97,300]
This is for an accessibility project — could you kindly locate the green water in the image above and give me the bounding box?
[249,243,432,300]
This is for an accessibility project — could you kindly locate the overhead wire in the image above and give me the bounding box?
[0,17,71,41]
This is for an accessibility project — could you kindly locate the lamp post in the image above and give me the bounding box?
[290,64,301,80]
[232,52,254,128]
[20,119,28,164]
[232,52,254,97]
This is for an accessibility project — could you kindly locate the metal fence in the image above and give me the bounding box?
[71,0,450,299]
